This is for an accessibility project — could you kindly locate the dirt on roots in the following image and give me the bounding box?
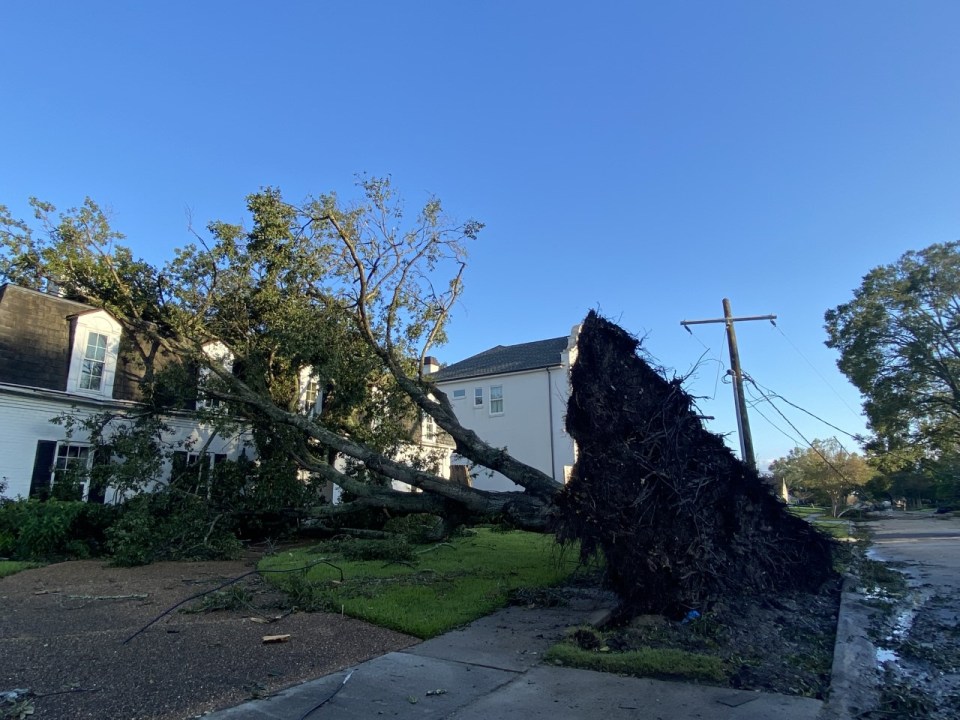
[0,556,416,719]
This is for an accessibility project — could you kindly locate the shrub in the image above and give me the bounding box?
[107,491,242,566]
[281,571,331,611]
[0,499,117,561]
[383,513,448,543]
[339,536,415,563]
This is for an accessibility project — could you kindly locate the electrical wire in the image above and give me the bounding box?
[682,324,727,401]
[743,373,862,442]
[774,323,862,419]
[742,375,857,485]
[744,389,805,447]
[298,670,354,720]
[122,558,345,645]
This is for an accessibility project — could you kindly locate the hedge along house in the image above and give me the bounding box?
[0,283,251,503]
[427,325,580,492]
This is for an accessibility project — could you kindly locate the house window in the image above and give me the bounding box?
[422,413,438,442]
[79,332,108,390]
[55,443,92,475]
[53,442,93,500]
[474,387,484,407]
[172,450,228,488]
[198,342,235,411]
[67,311,121,396]
[490,385,503,414]
[304,376,320,409]
[187,451,227,472]
[452,389,466,400]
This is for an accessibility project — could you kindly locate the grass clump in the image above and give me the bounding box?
[811,519,855,539]
[787,506,826,518]
[183,585,254,613]
[0,560,41,579]
[339,537,415,563]
[858,558,909,599]
[259,528,576,638]
[545,636,726,682]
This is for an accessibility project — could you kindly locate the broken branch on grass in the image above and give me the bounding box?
[415,542,455,554]
[66,594,149,601]
[122,559,344,645]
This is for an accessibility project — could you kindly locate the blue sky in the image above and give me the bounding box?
[3,1,959,469]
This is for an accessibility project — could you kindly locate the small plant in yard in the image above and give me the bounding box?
[259,528,577,638]
[857,558,909,603]
[183,585,254,613]
[281,571,332,612]
[338,537,416,563]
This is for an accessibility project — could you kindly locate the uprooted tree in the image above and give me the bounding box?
[554,312,836,616]
[0,181,835,613]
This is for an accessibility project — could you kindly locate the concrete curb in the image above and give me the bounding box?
[818,575,881,720]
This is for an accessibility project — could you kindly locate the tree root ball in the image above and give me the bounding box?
[554,311,835,618]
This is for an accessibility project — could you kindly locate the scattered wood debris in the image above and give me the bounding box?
[261,634,291,644]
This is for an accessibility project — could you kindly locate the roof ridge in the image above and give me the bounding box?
[432,334,570,383]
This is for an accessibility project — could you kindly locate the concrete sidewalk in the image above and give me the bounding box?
[208,514,960,720]
[207,591,825,720]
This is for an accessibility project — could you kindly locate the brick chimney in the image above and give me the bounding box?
[422,356,440,375]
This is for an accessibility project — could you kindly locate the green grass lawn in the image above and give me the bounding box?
[811,519,857,539]
[545,639,726,683]
[0,561,41,579]
[258,528,579,638]
[786,506,858,540]
[787,506,826,518]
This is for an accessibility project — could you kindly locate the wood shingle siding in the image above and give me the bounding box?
[0,284,91,391]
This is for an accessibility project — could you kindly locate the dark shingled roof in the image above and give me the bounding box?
[432,336,568,382]
[0,284,94,391]
[0,283,181,402]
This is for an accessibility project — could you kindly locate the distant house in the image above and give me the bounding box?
[427,325,580,492]
[0,284,251,502]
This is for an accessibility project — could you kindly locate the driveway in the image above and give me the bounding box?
[0,558,416,719]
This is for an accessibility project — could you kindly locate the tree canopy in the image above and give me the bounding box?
[769,439,874,516]
[0,180,558,530]
[825,241,960,464]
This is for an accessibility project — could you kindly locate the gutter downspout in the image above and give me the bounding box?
[547,367,557,482]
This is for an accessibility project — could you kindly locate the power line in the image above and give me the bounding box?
[744,390,805,447]
[743,375,857,486]
[773,323,863,420]
[682,324,727,401]
[744,373,862,442]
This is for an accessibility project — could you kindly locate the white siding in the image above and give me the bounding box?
[437,366,575,492]
[0,387,251,501]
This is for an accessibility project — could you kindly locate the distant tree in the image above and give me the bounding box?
[825,242,960,463]
[769,439,875,517]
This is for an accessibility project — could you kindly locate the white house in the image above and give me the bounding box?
[427,325,580,492]
[0,284,251,502]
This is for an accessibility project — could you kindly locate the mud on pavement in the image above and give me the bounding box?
[861,512,960,720]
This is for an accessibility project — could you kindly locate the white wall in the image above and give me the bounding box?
[436,367,575,492]
[0,387,251,501]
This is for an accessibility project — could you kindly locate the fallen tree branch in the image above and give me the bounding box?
[122,559,344,645]
[66,594,149,601]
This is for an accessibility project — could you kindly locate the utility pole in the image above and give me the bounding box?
[680,299,776,472]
